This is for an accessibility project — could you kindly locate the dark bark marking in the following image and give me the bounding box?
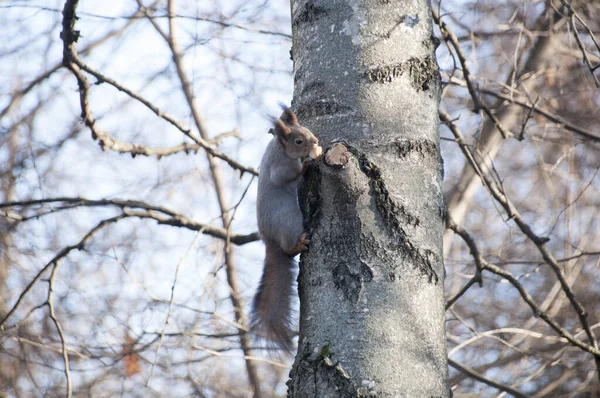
[346,146,440,284]
[297,99,353,119]
[399,14,420,28]
[426,34,441,51]
[301,80,326,96]
[366,56,439,91]
[288,341,372,397]
[332,263,363,303]
[331,261,373,304]
[390,139,437,159]
[293,1,327,26]
[370,138,444,188]
[328,187,374,302]
[301,158,375,304]
[360,261,374,282]
[357,156,419,229]
[299,162,322,233]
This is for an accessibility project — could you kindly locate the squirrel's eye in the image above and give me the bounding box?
[295,139,303,145]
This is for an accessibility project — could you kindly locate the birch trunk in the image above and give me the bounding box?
[288,0,449,396]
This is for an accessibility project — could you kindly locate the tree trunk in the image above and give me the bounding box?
[288,0,448,396]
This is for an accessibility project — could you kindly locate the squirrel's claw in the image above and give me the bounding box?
[286,232,310,257]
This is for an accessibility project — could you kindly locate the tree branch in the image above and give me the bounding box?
[0,197,260,246]
[47,260,72,398]
[449,358,530,398]
[60,0,258,175]
[0,215,125,330]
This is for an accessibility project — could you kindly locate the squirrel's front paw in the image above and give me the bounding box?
[286,232,310,257]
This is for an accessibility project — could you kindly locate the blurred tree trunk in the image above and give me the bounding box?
[288,0,448,396]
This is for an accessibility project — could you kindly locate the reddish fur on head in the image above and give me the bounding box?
[279,106,299,125]
[272,107,319,160]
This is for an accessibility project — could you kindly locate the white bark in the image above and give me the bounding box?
[288,0,448,396]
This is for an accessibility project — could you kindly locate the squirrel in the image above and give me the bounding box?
[251,105,322,353]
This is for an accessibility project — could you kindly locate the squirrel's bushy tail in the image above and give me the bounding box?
[251,240,295,353]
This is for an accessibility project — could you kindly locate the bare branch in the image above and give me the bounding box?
[449,359,531,398]
[562,1,600,87]
[60,0,258,175]
[0,215,125,330]
[47,261,72,398]
[445,78,600,143]
[0,197,260,246]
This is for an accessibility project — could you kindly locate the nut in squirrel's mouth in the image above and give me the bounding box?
[309,145,323,159]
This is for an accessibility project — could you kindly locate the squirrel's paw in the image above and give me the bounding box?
[286,232,310,257]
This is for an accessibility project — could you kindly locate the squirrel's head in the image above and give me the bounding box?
[273,107,319,160]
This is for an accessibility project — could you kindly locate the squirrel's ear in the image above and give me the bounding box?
[274,119,291,138]
[278,104,299,125]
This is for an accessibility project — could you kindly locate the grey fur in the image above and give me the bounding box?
[252,111,318,353]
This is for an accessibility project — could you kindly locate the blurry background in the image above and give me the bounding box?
[0,0,599,396]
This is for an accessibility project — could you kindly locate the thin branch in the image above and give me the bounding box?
[449,358,531,398]
[0,197,259,245]
[0,215,125,331]
[442,110,599,351]
[0,2,152,121]
[432,7,514,139]
[156,1,264,396]
[147,230,205,384]
[446,213,600,358]
[517,95,538,141]
[60,0,258,175]
[563,1,600,87]
[47,260,72,398]
[0,4,292,39]
[445,275,480,310]
[448,80,600,143]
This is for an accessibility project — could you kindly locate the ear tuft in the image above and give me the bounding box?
[274,119,291,138]
[278,103,299,125]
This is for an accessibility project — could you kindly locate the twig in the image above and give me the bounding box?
[147,229,206,386]
[446,204,600,358]
[0,4,292,39]
[449,358,530,398]
[445,275,480,310]
[517,95,538,141]
[60,0,258,175]
[0,2,152,121]
[563,2,600,87]
[0,215,125,330]
[0,197,259,246]
[448,80,600,143]
[432,7,513,139]
[47,260,72,398]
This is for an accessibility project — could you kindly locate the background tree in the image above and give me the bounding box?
[0,0,599,397]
